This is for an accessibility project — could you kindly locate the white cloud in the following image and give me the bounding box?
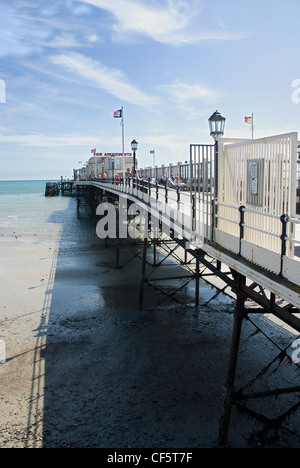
[157,81,224,119]
[50,52,160,108]
[0,5,49,57]
[31,31,103,49]
[158,81,222,103]
[43,32,84,48]
[0,131,97,148]
[78,0,246,45]
[0,1,103,57]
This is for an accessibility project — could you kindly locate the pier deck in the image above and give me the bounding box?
[72,132,299,446]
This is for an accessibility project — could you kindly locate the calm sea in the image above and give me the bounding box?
[0,180,231,310]
[0,180,99,251]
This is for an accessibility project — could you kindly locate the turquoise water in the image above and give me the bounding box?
[0,180,98,250]
[0,181,65,244]
[0,180,55,196]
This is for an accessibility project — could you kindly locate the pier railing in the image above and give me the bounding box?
[77,172,299,287]
[76,132,299,287]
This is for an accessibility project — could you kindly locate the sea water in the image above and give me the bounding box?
[0,180,99,251]
[0,180,231,307]
[0,180,62,245]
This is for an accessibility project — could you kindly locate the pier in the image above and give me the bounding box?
[45,181,76,197]
[73,130,300,445]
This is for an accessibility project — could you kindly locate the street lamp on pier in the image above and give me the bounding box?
[208,110,226,237]
[208,110,226,195]
[131,139,138,176]
[208,110,226,141]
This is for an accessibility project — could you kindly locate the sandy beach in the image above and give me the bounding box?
[0,194,300,449]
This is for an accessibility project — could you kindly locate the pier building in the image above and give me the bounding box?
[82,153,135,179]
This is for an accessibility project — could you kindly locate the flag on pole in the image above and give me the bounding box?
[113,106,125,178]
[150,149,155,166]
[91,148,96,153]
[113,109,123,118]
[245,116,253,125]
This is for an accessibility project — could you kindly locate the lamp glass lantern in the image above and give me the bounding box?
[208,111,226,140]
[131,139,138,152]
[131,139,138,176]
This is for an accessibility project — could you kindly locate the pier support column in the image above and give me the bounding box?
[76,187,80,219]
[153,239,157,266]
[195,259,200,307]
[219,274,246,446]
[139,238,148,311]
[116,241,120,268]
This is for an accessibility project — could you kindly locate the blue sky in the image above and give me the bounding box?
[0,0,299,180]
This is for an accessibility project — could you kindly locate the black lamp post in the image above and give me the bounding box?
[208,111,225,238]
[208,110,226,141]
[208,110,226,194]
[131,139,138,176]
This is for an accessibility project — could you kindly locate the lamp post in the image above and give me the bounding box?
[131,139,138,177]
[208,110,225,197]
[111,155,115,181]
[208,110,226,141]
[208,111,226,238]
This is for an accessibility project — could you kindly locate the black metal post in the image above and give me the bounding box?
[139,238,148,311]
[76,187,80,219]
[133,151,136,177]
[214,139,219,200]
[280,214,288,276]
[238,205,245,256]
[192,194,196,231]
[177,188,180,210]
[219,273,246,446]
[214,139,219,231]
[195,259,200,307]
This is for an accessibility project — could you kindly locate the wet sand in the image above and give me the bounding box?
[0,199,300,448]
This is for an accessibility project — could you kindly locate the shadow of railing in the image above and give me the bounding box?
[26,196,230,448]
[24,195,300,448]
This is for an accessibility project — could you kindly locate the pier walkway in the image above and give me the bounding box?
[74,132,300,445]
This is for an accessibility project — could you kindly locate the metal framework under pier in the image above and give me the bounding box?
[141,235,300,446]
[75,182,300,446]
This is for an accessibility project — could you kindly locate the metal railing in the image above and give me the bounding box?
[215,201,299,276]
[89,175,193,212]
[77,145,299,284]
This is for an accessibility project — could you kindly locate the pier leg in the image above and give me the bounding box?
[76,188,80,219]
[219,275,246,446]
[153,239,157,266]
[195,259,200,307]
[116,241,120,268]
[184,249,188,265]
[139,238,148,311]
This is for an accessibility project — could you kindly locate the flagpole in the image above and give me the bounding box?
[251,113,254,139]
[121,106,125,180]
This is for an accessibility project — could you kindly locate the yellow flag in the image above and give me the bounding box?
[245,116,253,124]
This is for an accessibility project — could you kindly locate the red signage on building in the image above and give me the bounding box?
[92,153,132,157]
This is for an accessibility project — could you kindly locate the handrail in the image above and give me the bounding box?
[288,216,300,224]
[78,176,298,278]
